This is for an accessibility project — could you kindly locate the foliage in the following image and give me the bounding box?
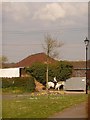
[26,63,46,84]
[26,61,73,84]
[2,77,36,92]
[26,77,36,92]
[0,56,8,63]
[55,61,73,81]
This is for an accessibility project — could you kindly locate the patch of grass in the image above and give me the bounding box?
[2,94,87,118]
[2,87,25,94]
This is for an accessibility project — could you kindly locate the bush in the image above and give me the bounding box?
[2,77,36,92]
[26,61,73,85]
[26,63,46,84]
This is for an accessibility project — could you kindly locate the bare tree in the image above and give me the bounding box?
[0,56,8,68]
[0,56,8,63]
[43,34,63,59]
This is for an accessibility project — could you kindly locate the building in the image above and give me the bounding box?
[0,67,24,78]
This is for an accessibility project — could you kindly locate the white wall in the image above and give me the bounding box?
[0,68,20,78]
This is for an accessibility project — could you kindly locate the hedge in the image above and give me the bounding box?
[2,77,36,92]
[26,61,73,84]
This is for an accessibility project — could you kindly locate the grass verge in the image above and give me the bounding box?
[2,93,87,118]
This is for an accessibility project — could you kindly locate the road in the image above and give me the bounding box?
[49,102,88,119]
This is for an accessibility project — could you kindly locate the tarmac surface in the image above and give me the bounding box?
[49,102,88,119]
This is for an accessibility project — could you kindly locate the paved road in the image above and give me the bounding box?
[49,102,88,119]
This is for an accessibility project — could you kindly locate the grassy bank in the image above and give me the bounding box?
[2,93,87,118]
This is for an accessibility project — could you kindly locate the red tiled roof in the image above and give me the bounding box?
[2,52,88,70]
[14,53,56,67]
[69,61,86,69]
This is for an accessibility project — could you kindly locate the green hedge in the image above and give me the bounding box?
[26,61,73,84]
[2,77,36,92]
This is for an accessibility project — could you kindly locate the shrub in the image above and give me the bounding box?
[2,77,36,92]
[26,63,46,84]
[26,61,73,84]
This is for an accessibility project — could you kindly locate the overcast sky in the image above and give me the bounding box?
[1,1,89,63]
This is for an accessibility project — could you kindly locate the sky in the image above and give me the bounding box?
[1,1,89,63]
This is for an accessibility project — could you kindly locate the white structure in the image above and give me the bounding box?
[64,77,86,91]
[0,68,20,78]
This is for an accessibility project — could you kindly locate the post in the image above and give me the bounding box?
[84,37,89,94]
[86,45,88,94]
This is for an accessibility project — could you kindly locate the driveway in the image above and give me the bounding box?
[49,102,88,119]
